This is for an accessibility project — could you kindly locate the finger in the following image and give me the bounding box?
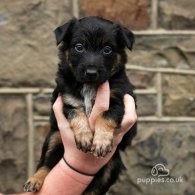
[120,94,137,133]
[113,95,137,146]
[89,81,110,130]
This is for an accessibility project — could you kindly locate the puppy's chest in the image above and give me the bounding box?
[63,84,96,116]
[81,84,96,116]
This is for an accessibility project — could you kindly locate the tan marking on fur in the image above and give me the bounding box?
[69,110,89,134]
[111,53,121,75]
[33,166,49,181]
[65,51,69,60]
[25,166,49,191]
[96,114,117,132]
[46,131,62,157]
[65,51,73,68]
[116,53,121,64]
[69,110,93,151]
[92,114,117,156]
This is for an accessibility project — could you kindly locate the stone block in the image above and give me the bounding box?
[127,70,156,89]
[0,95,28,193]
[34,94,51,116]
[80,0,150,30]
[128,35,195,70]
[159,0,195,29]
[0,0,72,87]
[137,94,157,116]
[162,74,195,116]
[109,122,195,195]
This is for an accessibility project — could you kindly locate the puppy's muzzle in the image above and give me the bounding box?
[85,67,98,80]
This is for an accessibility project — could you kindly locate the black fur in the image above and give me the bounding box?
[25,16,137,194]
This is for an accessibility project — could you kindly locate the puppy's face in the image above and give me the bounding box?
[55,17,134,85]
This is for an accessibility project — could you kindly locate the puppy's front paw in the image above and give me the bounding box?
[75,130,93,153]
[91,131,113,157]
[23,176,43,192]
[69,110,93,153]
[92,114,116,157]
[24,167,49,192]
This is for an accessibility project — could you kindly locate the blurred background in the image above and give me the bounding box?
[0,0,195,194]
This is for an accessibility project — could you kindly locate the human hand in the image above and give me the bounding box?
[52,81,137,175]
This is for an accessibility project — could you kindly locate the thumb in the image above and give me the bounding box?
[89,81,110,130]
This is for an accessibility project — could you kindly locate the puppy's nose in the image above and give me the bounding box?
[85,68,97,78]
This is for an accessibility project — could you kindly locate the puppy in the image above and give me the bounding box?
[24,16,137,195]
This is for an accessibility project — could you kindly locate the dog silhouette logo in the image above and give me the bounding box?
[151,164,169,177]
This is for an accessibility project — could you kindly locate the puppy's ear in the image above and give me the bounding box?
[54,18,77,45]
[118,26,135,51]
[121,27,134,50]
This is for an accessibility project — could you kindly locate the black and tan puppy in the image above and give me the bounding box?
[24,16,137,194]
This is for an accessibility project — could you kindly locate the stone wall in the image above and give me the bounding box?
[0,0,195,194]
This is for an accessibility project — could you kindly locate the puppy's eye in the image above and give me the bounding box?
[103,46,112,55]
[75,43,84,53]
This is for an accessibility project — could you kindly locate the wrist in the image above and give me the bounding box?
[63,153,99,175]
[59,158,94,185]
[64,148,116,176]
[63,156,95,176]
